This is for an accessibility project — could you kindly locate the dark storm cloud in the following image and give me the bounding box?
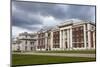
[64,5,95,21]
[12,10,43,30]
[12,1,44,30]
[14,1,95,20]
[12,16,41,31]
[12,13,42,26]
[12,1,95,31]
[12,1,68,19]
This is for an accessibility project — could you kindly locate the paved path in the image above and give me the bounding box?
[13,52,96,58]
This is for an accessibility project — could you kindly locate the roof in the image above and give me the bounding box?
[58,19,95,27]
[19,32,37,36]
[51,25,59,31]
[38,26,54,33]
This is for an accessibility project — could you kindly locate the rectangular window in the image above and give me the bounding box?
[25,46,27,51]
[17,46,20,51]
[31,47,33,51]
[25,41,27,44]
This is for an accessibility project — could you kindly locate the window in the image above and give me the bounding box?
[72,38,75,42]
[91,26,94,30]
[78,44,81,48]
[25,35,27,38]
[73,43,77,48]
[17,46,20,51]
[82,43,84,47]
[31,47,33,51]
[25,41,27,44]
[30,42,34,45]
[77,38,79,42]
[76,28,79,31]
[80,33,83,36]
[25,46,27,51]
[30,42,32,45]
[81,38,84,42]
[80,27,83,30]
[76,34,79,37]
[53,45,59,48]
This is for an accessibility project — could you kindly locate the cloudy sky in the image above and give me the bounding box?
[12,1,96,37]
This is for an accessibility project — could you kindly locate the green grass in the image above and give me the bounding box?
[35,50,96,54]
[12,54,96,66]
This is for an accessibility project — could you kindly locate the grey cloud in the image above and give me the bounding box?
[12,1,95,20]
[12,12,42,26]
[65,5,95,21]
[12,1,43,30]
[12,1,69,19]
[12,15,42,31]
[12,1,95,31]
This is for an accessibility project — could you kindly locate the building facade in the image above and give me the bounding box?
[12,32,38,51]
[12,20,96,51]
[36,20,95,51]
[58,21,95,50]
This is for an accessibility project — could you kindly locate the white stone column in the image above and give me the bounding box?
[88,32,91,49]
[35,37,38,50]
[87,24,91,49]
[63,30,65,49]
[93,32,95,49]
[84,24,87,49]
[70,28,73,49]
[67,29,70,49]
[60,30,62,50]
[21,40,25,52]
[45,33,48,50]
[27,40,31,51]
[50,32,53,50]
[26,40,28,51]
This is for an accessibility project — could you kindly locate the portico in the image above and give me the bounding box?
[59,25,72,50]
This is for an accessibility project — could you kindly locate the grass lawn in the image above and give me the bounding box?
[35,50,96,54]
[12,54,96,66]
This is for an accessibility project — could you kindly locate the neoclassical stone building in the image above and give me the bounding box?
[12,32,38,51]
[58,21,95,50]
[36,20,95,51]
[12,20,96,51]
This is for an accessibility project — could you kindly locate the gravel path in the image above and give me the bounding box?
[13,52,96,58]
